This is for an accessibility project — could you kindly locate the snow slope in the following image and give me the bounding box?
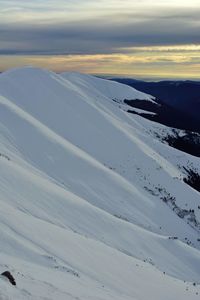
[0,67,200,299]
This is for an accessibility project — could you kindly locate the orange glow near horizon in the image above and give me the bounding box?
[1,44,200,79]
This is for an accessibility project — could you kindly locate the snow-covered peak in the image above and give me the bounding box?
[61,70,156,103]
[0,65,53,78]
[0,67,200,299]
[0,66,156,103]
[0,67,155,108]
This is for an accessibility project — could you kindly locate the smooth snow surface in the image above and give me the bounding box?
[0,67,200,299]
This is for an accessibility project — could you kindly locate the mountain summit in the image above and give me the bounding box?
[0,67,200,299]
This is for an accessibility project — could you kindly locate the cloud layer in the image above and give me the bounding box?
[0,0,200,55]
[0,0,200,78]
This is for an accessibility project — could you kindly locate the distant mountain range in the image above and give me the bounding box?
[110,78,200,132]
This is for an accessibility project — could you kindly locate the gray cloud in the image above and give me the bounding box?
[0,5,200,55]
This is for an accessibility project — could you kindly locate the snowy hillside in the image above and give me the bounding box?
[0,67,200,299]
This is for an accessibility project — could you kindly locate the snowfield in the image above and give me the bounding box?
[0,67,199,299]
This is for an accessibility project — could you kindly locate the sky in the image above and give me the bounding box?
[0,0,200,79]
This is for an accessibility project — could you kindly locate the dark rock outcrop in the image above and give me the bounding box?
[1,271,16,286]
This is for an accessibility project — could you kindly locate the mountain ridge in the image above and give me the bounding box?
[0,67,200,299]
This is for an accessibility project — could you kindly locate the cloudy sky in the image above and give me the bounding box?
[0,0,200,79]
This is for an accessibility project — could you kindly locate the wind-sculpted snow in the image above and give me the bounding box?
[0,67,200,299]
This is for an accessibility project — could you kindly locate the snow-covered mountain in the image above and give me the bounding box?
[0,67,200,300]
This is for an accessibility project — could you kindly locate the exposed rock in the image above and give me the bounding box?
[1,271,16,286]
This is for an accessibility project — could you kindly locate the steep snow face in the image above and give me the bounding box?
[61,71,157,103]
[0,67,200,300]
